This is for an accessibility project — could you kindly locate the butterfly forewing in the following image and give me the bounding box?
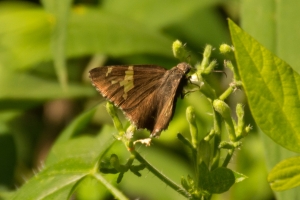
[89,65,166,129]
[90,65,165,104]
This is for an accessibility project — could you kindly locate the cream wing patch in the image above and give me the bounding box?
[106,66,134,100]
[106,67,113,77]
[120,66,134,99]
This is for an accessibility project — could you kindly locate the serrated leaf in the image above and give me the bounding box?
[228,19,300,153]
[268,156,300,191]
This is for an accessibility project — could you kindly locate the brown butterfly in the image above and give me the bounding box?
[89,62,191,137]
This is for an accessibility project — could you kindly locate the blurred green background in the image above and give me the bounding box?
[1,0,300,199]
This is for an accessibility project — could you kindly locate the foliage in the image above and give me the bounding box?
[1,0,300,200]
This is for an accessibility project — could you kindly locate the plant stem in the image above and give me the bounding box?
[132,150,191,199]
[219,86,233,101]
[211,109,221,170]
[222,149,234,167]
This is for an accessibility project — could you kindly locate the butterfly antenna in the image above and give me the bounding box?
[213,70,227,78]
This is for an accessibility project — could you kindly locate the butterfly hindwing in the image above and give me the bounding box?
[151,66,190,135]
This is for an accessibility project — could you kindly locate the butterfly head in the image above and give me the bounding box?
[176,62,192,74]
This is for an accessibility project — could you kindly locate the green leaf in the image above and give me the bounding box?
[12,157,128,200]
[165,6,231,49]
[228,19,300,153]
[241,0,300,73]
[12,126,126,200]
[0,68,94,109]
[0,3,172,71]
[101,0,221,29]
[0,191,14,200]
[12,158,90,200]
[198,162,235,194]
[52,107,97,144]
[240,1,300,199]
[67,6,172,58]
[94,173,129,200]
[268,156,300,191]
[41,0,73,89]
[232,170,248,183]
[75,177,107,200]
[0,2,52,70]
[11,106,127,199]
[45,125,115,166]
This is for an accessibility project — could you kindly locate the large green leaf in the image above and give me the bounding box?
[240,1,300,199]
[45,107,105,166]
[12,158,92,200]
[12,124,126,200]
[10,105,128,199]
[229,19,300,153]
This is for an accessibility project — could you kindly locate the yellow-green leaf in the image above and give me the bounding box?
[229,19,300,153]
[268,156,300,191]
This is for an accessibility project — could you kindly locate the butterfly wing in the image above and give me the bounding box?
[151,65,189,136]
[89,65,166,131]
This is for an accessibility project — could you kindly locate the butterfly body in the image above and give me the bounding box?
[89,62,191,137]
